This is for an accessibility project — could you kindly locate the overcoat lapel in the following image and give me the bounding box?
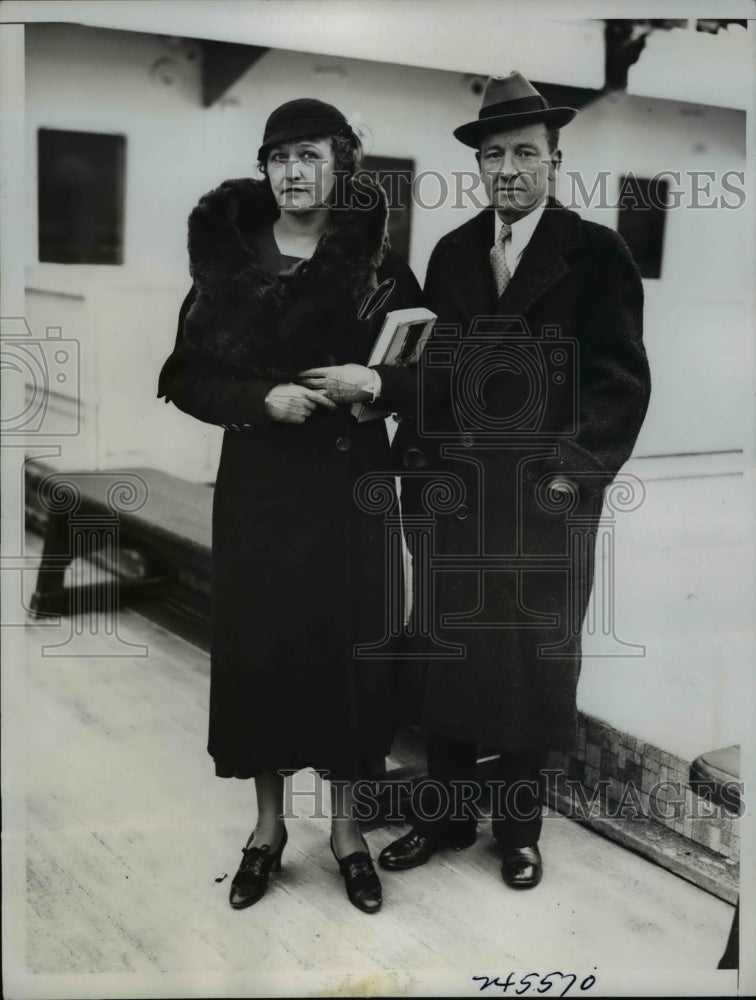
[441,201,580,330]
[498,205,576,319]
[443,210,497,321]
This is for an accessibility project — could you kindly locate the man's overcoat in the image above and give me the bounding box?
[395,199,651,753]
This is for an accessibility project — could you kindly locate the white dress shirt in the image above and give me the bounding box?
[494,201,545,278]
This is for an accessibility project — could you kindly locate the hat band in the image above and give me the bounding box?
[479,94,549,120]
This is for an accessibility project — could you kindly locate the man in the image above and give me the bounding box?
[380,72,651,888]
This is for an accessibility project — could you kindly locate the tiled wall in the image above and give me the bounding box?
[546,714,740,862]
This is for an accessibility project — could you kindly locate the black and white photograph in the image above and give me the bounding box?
[1,1,754,997]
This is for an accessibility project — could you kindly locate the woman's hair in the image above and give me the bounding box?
[257,127,364,178]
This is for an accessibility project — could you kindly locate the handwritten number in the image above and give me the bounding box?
[516,973,537,995]
[471,976,497,991]
[558,974,577,997]
[471,974,515,992]
[472,973,596,995]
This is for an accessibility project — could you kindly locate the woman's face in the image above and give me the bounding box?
[266,137,337,212]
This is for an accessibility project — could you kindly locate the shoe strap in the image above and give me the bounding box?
[238,843,274,876]
[339,851,376,880]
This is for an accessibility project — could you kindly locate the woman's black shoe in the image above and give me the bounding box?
[229,826,288,909]
[330,834,382,914]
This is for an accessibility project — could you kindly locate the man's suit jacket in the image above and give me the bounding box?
[395,199,651,753]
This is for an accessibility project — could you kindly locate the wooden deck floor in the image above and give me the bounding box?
[4,542,739,998]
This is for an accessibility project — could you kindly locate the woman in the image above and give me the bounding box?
[157,99,422,914]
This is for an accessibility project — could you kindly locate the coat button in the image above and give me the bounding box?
[403,446,428,470]
[455,504,469,519]
[336,436,351,451]
[461,433,474,448]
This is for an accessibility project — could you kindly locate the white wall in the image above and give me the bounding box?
[559,91,752,754]
[559,91,749,459]
[580,467,753,760]
[25,24,498,283]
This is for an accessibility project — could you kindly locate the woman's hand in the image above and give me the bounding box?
[264,383,337,424]
[298,364,377,404]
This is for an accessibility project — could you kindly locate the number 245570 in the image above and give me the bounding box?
[472,972,597,996]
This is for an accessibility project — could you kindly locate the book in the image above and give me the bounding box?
[351,306,436,422]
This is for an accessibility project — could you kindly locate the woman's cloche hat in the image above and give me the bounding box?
[258,98,353,155]
[454,71,577,148]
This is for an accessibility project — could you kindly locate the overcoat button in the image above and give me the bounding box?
[336,436,351,451]
[455,504,469,519]
[461,433,474,448]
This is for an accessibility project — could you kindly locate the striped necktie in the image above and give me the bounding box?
[490,222,512,297]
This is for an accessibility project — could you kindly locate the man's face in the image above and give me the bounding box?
[478,123,560,222]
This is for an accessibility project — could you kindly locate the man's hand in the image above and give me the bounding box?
[298,364,377,404]
[264,383,337,424]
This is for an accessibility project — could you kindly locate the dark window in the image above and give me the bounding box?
[616,174,668,279]
[364,155,414,262]
[38,128,126,264]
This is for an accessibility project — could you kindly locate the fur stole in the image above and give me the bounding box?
[183,173,389,376]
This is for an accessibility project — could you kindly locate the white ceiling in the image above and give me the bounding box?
[1,0,752,109]
[0,0,606,87]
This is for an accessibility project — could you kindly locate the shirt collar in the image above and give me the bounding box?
[494,201,545,260]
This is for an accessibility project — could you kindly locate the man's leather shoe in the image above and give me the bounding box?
[501,844,542,888]
[378,825,476,871]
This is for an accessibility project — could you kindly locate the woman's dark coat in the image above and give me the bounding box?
[394,199,651,753]
[158,174,421,780]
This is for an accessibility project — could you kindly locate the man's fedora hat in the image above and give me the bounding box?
[454,71,577,148]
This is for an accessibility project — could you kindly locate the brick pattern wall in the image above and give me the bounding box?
[546,714,740,863]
